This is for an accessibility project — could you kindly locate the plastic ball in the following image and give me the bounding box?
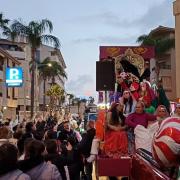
[152,117,180,167]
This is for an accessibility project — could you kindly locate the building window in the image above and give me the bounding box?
[51,51,57,56]
[158,54,171,69]
[159,63,171,69]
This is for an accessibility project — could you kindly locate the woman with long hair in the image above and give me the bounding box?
[119,90,136,117]
[104,103,128,158]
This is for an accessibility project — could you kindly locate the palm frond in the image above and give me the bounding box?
[136,35,148,43]
[136,34,155,46]
[40,57,51,64]
[2,26,17,41]
[41,34,60,48]
[155,38,175,54]
[28,21,39,34]
[0,13,10,26]
[11,19,28,36]
[39,19,53,33]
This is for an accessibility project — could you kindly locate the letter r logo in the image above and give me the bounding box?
[10,69,19,80]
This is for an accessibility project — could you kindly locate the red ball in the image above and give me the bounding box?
[152,117,180,167]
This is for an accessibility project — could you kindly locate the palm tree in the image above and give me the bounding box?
[46,84,64,111]
[2,25,17,41]
[11,19,60,118]
[48,60,67,84]
[137,31,175,81]
[0,13,9,35]
[38,57,66,112]
[136,34,175,56]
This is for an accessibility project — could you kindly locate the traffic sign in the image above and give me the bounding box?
[6,67,23,87]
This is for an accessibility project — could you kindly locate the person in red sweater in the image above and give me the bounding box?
[125,101,156,154]
[126,101,156,129]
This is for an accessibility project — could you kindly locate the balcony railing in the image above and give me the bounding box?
[159,64,171,69]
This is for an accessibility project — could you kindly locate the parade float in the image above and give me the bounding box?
[95,46,180,179]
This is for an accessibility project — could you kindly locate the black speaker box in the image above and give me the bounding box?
[96,61,115,91]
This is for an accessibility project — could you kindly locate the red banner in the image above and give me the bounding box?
[99,46,155,60]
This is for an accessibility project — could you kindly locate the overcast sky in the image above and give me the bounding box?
[1,0,175,99]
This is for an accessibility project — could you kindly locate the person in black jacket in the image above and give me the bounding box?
[78,120,96,180]
[57,121,79,145]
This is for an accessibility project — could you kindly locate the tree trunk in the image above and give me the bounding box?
[78,101,80,114]
[52,76,55,85]
[43,77,46,112]
[30,48,36,119]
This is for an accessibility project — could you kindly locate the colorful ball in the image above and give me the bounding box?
[152,117,180,167]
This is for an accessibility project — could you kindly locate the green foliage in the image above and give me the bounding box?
[0,13,9,30]
[46,84,65,110]
[11,19,60,48]
[81,98,87,103]
[2,26,17,41]
[136,33,175,55]
[46,84,64,97]
[10,18,60,118]
[38,57,67,84]
[48,61,67,82]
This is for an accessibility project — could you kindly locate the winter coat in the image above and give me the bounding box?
[0,169,30,180]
